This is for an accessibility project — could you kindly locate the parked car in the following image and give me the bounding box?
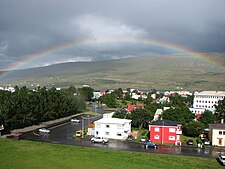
[91,137,108,144]
[39,128,50,133]
[187,139,194,145]
[203,139,210,145]
[71,118,80,123]
[218,155,225,165]
[143,141,158,149]
[140,136,147,142]
[75,130,86,137]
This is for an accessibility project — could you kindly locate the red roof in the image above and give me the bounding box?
[127,104,144,112]
[99,92,106,96]
[196,114,202,119]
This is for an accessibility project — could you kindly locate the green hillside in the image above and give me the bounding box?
[1,52,225,90]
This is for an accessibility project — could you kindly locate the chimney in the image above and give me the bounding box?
[221,119,224,124]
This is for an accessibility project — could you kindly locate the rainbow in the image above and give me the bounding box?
[0,36,224,81]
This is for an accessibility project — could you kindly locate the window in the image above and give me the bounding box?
[169,136,175,140]
[169,128,175,133]
[96,124,101,128]
[154,135,159,139]
[219,131,222,135]
[105,132,109,135]
[106,124,110,128]
[223,131,225,135]
[117,133,122,136]
[154,128,160,132]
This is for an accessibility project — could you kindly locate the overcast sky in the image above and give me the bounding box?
[0,0,225,70]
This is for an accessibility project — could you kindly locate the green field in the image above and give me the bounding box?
[0,138,223,169]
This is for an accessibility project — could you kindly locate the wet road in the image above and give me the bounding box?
[21,112,225,158]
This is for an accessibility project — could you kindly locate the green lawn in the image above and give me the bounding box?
[0,138,222,169]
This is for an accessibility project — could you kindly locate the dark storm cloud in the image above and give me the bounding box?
[0,0,225,70]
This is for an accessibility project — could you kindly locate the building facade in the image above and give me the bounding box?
[149,120,182,145]
[94,117,132,140]
[209,123,225,146]
[190,91,225,115]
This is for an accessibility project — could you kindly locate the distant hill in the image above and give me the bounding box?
[1,52,225,90]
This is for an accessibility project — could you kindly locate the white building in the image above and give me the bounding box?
[93,91,106,99]
[94,116,132,140]
[190,91,225,115]
[153,107,170,121]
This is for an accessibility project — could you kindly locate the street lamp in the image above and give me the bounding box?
[81,115,91,138]
[0,124,4,137]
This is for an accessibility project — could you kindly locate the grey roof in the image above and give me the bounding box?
[210,123,225,130]
[150,120,181,126]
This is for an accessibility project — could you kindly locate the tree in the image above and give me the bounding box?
[131,108,153,129]
[198,110,216,127]
[0,86,86,130]
[113,88,124,99]
[169,93,186,107]
[77,86,94,101]
[215,98,225,122]
[112,109,131,119]
[183,121,205,137]
[160,106,195,125]
[99,93,117,108]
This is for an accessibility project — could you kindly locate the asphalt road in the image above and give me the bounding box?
[21,112,225,158]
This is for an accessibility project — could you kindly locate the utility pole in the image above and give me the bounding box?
[162,120,164,144]
[82,116,84,138]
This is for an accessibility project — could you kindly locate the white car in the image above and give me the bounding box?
[39,128,50,133]
[218,155,225,165]
[71,118,80,123]
[140,136,147,142]
[91,137,108,143]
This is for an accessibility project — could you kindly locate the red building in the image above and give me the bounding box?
[149,120,182,145]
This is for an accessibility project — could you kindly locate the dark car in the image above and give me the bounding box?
[126,135,134,142]
[143,141,158,149]
[187,139,194,145]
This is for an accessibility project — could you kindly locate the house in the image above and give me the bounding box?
[94,115,132,140]
[190,91,225,115]
[153,107,170,121]
[209,123,225,146]
[149,120,182,145]
[127,103,144,113]
[93,91,106,99]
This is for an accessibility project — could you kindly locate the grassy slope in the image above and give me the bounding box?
[0,138,223,169]
[1,52,225,90]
